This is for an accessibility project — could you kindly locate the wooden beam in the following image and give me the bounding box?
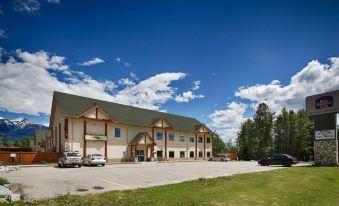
[203,133,206,160]
[64,118,68,139]
[105,122,108,159]
[95,107,98,120]
[164,129,167,160]
[195,133,197,160]
[83,120,86,157]
[59,123,61,152]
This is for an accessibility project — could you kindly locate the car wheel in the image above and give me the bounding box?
[61,161,65,168]
[78,164,82,168]
[260,163,265,166]
[58,163,61,167]
[102,164,105,167]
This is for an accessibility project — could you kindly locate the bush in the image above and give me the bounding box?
[0,178,9,185]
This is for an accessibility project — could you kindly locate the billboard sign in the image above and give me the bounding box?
[315,130,335,140]
[85,134,107,141]
[306,90,339,116]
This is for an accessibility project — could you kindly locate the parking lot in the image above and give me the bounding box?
[2,161,306,200]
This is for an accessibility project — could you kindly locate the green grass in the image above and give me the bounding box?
[4,167,339,206]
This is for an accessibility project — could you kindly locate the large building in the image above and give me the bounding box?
[306,89,339,165]
[44,91,213,162]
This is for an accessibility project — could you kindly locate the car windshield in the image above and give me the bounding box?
[66,153,81,157]
[92,154,102,157]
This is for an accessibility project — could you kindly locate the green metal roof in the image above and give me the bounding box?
[53,91,203,132]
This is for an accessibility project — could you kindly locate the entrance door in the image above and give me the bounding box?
[136,150,145,162]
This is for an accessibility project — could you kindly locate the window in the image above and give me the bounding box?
[169,151,175,158]
[179,136,185,142]
[156,132,163,140]
[115,128,121,138]
[180,151,185,158]
[168,133,174,141]
[206,137,211,143]
[157,150,163,157]
[198,137,203,143]
[199,151,203,158]
[207,152,211,158]
[189,137,194,143]
[190,151,194,158]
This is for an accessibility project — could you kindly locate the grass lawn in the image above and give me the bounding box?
[4,167,339,206]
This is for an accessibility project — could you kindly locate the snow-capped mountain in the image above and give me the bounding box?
[0,117,48,142]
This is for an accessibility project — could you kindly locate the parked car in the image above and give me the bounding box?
[82,154,106,166]
[58,152,82,168]
[210,154,229,162]
[258,154,296,167]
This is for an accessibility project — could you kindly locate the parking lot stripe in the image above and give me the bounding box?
[98,177,130,189]
[138,174,171,181]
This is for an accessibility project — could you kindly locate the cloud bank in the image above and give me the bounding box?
[209,57,339,140]
[0,49,203,115]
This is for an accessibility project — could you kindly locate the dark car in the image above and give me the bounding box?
[258,154,296,167]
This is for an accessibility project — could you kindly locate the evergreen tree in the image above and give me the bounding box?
[253,103,274,159]
[212,132,226,156]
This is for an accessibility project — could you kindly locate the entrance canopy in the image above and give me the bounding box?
[129,132,155,146]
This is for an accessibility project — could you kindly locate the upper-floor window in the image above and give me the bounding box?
[115,128,121,138]
[206,137,211,143]
[198,137,203,143]
[189,137,194,143]
[156,132,163,140]
[179,136,185,142]
[168,133,174,141]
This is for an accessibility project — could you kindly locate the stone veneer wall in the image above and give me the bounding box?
[314,139,338,165]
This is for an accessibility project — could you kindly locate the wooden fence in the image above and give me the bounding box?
[0,152,61,165]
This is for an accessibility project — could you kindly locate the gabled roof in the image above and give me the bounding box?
[52,91,205,133]
[129,132,154,145]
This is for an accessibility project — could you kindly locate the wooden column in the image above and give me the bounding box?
[64,118,68,139]
[203,133,206,160]
[195,133,197,160]
[83,120,86,157]
[164,129,167,160]
[152,127,155,157]
[51,128,54,147]
[105,122,108,159]
[59,123,61,152]
[55,127,57,152]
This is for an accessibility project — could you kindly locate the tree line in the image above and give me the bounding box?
[236,103,313,161]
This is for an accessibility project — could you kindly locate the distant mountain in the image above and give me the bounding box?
[0,117,48,143]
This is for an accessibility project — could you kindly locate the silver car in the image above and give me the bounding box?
[83,154,106,167]
[212,154,228,162]
[58,152,82,168]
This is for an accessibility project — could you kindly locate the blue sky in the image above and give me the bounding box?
[1,0,339,140]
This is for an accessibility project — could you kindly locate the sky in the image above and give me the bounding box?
[0,0,339,140]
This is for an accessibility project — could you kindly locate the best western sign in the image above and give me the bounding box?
[315,130,335,140]
[306,90,339,116]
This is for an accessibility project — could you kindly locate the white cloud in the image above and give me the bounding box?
[78,57,104,66]
[192,80,201,90]
[115,57,121,62]
[235,58,339,113]
[0,48,195,115]
[118,78,135,86]
[130,72,139,81]
[209,102,248,140]
[14,0,40,14]
[112,73,186,110]
[47,0,60,4]
[124,62,131,67]
[174,91,204,103]
[0,29,6,38]
[209,57,339,140]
